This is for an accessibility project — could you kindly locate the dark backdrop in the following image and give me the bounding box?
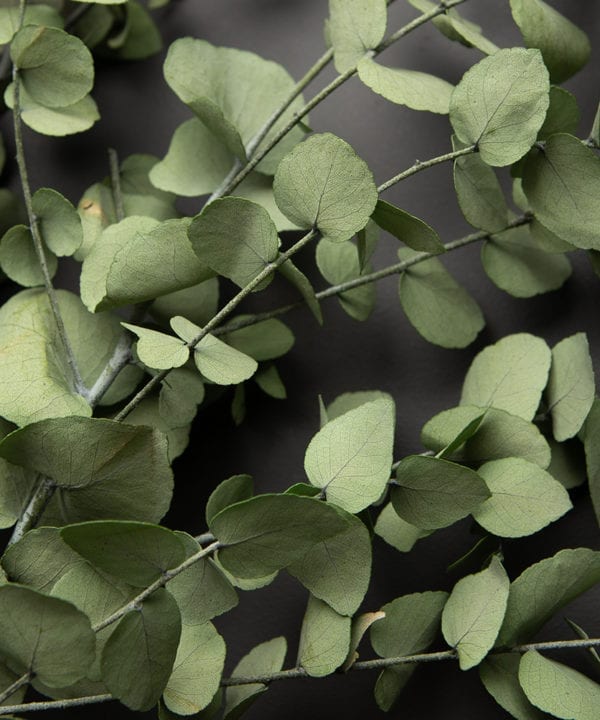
[1,1,600,718]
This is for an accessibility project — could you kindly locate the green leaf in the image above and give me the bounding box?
[0,4,64,44]
[105,0,161,60]
[11,26,94,108]
[158,368,204,427]
[497,548,600,646]
[62,521,187,587]
[537,86,580,141]
[273,133,378,243]
[171,316,258,385]
[460,333,551,421]
[304,397,395,513]
[442,557,509,670]
[297,595,351,677]
[0,189,26,237]
[223,637,286,720]
[450,48,550,166]
[0,662,26,706]
[163,621,226,716]
[122,397,191,463]
[398,250,485,348]
[102,588,181,712]
[277,259,323,324]
[547,333,595,441]
[328,0,387,73]
[510,0,590,83]
[374,502,430,553]
[315,239,376,321]
[372,201,445,253]
[163,39,305,170]
[149,118,232,197]
[32,187,83,256]
[123,323,189,370]
[583,399,600,527]
[288,508,371,616]
[209,494,350,578]
[206,475,254,527]
[453,151,510,233]
[255,364,287,399]
[224,318,294,361]
[522,134,600,251]
[325,390,393,422]
[0,224,57,287]
[422,406,551,468]
[392,455,490,530]
[342,610,385,671]
[188,198,279,291]
[358,57,454,114]
[473,458,572,538]
[371,590,448,709]
[168,533,238,627]
[480,654,547,720]
[519,651,600,720]
[234,172,302,233]
[0,417,173,525]
[0,584,95,687]
[151,278,219,329]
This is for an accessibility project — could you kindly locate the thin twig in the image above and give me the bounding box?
[0,671,31,706]
[0,693,113,715]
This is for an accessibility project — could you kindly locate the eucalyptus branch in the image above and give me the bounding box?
[0,692,112,716]
[86,333,133,407]
[7,477,55,547]
[217,0,469,198]
[0,671,31,706]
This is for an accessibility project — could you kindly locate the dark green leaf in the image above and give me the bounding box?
[206,475,254,527]
[297,596,350,677]
[372,201,444,253]
[480,654,547,720]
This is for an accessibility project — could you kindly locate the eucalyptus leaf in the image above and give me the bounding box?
[583,399,600,527]
[0,223,57,287]
[374,502,430,553]
[277,259,323,324]
[0,663,25,706]
[342,611,385,671]
[32,187,83,257]
[453,152,510,233]
[123,323,189,370]
[537,86,580,141]
[224,318,294,361]
[159,368,205,427]
[205,475,254,527]
[151,278,219,329]
[304,397,395,513]
[450,48,550,166]
[0,4,64,44]
[372,201,444,253]
[255,365,287,399]
[328,0,387,73]
[479,653,547,720]
[105,0,161,60]
[273,133,378,243]
[297,595,350,677]
[326,390,393,422]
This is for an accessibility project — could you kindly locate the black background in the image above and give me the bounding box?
[2,1,600,718]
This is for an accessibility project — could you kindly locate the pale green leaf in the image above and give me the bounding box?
[209,494,350,578]
[473,458,572,537]
[0,4,64,44]
[480,654,547,720]
[224,318,294,361]
[0,584,95,687]
[358,57,454,114]
[374,502,430,553]
[372,201,445,253]
[304,397,395,513]
[519,651,600,720]
[537,86,580,141]
[450,48,550,166]
[522,134,600,251]
[0,223,57,287]
[273,133,378,243]
[398,249,485,348]
[460,333,551,421]
[547,333,595,441]
[510,0,590,83]
[297,595,351,677]
[329,0,387,73]
[163,621,225,716]
[326,390,393,421]
[32,187,83,256]
[102,588,181,712]
[392,455,490,530]
[454,151,510,232]
[234,172,302,233]
[188,198,279,291]
[442,557,509,670]
[497,548,600,646]
[123,323,189,370]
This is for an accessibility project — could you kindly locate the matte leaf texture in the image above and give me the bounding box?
[170,316,258,385]
[392,455,490,530]
[10,26,94,108]
[358,57,454,114]
[287,508,372,616]
[546,333,595,442]
[398,249,485,348]
[449,48,550,166]
[442,557,509,670]
[163,38,305,170]
[519,651,600,720]
[151,277,219,329]
[372,201,445,254]
[297,595,351,677]
[509,0,591,83]
[0,223,57,287]
[325,389,394,422]
[497,548,600,646]
[209,494,350,578]
[473,458,572,538]
[328,0,387,73]
[102,588,181,711]
[481,223,572,298]
[537,86,580,141]
[224,318,294,361]
[273,133,378,243]
[123,323,188,370]
[61,521,187,587]
[0,417,173,525]
[460,333,551,421]
[0,584,95,687]
[224,637,287,720]
[304,397,395,513]
[583,399,600,526]
[277,259,323,324]
[374,502,429,553]
[0,4,64,44]
[479,653,547,720]
[188,198,279,290]
[163,621,226,716]
[522,134,600,251]
[32,187,83,257]
[205,474,254,527]
[453,150,510,233]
